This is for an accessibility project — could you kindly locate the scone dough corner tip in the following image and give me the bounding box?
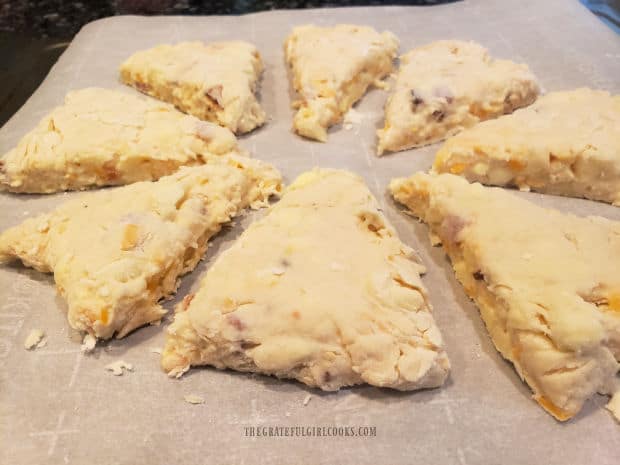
[432,88,620,205]
[284,24,399,142]
[119,40,267,134]
[161,168,450,391]
[0,87,242,194]
[376,40,540,155]
[390,172,620,422]
[0,155,282,340]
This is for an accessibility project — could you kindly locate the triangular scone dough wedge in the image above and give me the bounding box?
[162,169,450,390]
[120,41,266,134]
[0,88,241,194]
[390,173,620,421]
[377,40,540,155]
[284,25,399,142]
[433,89,620,205]
[0,156,282,340]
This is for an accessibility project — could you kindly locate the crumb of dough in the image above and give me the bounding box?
[303,395,312,406]
[149,347,162,355]
[606,392,620,423]
[343,108,364,130]
[81,334,96,353]
[105,360,134,376]
[24,329,46,350]
[184,394,205,405]
[168,364,190,379]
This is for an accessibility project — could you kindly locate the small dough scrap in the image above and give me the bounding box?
[606,391,620,423]
[433,88,620,205]
[24,329,46,350]
[162,169,450,391]
[81,334,97,353]
[390,172,620,421]
[343,108,364,131]
[0,156,282,340]
[0,88,241,193]
[284,24,398,142]
[105,360,133,376]
[377,40,539,154]
[184,394,205,405]
[120,41,266,134]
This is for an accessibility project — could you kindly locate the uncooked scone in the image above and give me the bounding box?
[120,41,266,134]
[161,169,450,391]
[0,156,282,340]
[377,40,540,154]
[433,88,620,205]
[390,172,620,421]
[0,88,241,194]
[284,24,399,142]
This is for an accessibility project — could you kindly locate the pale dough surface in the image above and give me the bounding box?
[120,41,266,134]
[377,40,540,154]
[162,169,450,390]
[433,88,620,205]
[285,24,398,142]
[0,88,240,193]
[390,172,620,421]
[0,156,282,340]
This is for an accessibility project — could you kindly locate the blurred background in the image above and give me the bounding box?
[0,0,618,125]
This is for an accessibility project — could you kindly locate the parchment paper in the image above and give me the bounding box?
[1,1,619,464]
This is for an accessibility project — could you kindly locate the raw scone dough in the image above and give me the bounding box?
[377,40,540,155]
[390,172,620,421]
[433,89,620,205]
[0,88,240,194]
[284,24,399,142]
[120,41,266,134]
[161,169,450,391]
[0,156,282,340]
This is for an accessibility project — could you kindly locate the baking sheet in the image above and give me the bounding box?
[1,1,619,464]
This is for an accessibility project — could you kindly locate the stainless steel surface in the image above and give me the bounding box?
[1,1,619,464]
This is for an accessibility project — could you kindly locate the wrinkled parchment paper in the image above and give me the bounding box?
[1,1,619,464]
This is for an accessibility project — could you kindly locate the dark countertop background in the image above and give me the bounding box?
[0,0,617,126]
[1,1,455,39]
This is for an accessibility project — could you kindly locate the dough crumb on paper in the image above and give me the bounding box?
[24,329,46,350]
[303,395,312,406]
[81,334,97,353]
[167,364,190,379]
[184,394,205,405]
[105,360,133,376]
[343,108,364,130]
[606,392,620,423]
